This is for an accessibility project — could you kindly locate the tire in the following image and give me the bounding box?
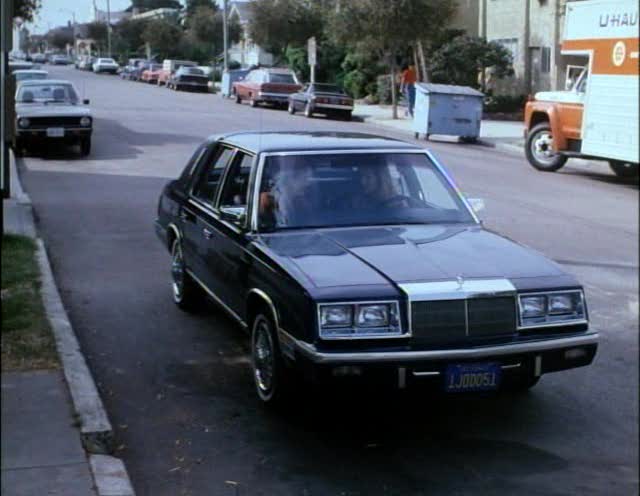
[12,139,24,157]
[80,137,91,157]
[341,111,352,121]
[609,160,638,178]
[235,92,242,104]
[251,312,293,405]
[304,102,313,118]
[525,123,568,172]
[460,136,477,144]
[170,238,201,312]
[250,96,258,108]
[288,101,295,114]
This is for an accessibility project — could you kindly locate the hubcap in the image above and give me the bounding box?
[171,243,184,302]
[253,318,275,397]
[532,131,558,164]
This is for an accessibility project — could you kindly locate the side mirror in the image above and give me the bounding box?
[220,206,246,225]
[468,198,485,214]
[83,99,90,105]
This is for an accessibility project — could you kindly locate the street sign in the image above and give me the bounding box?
[307,37,316,66]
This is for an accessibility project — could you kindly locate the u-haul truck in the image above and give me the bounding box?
[524,0,639,177]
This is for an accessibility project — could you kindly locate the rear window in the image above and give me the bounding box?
[268,73,297,84]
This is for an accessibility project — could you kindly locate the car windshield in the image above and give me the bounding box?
[183,67,204,75]
[312,84,344,94]
[15,72,47,81]
[17,83,78,104]
[258,152,475,231]
[268,73,296,84]
[100,58,115,64]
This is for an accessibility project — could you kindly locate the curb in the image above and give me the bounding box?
[11,152,136,495]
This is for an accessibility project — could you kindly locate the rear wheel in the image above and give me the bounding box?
[170,238,201,312]
[609,160,638,178]
[288,101,295,114]
[304,102,313,118]
[525,123,568,172]
[80,137,91,156]
[234,92,242,104]
[341,110,352,121]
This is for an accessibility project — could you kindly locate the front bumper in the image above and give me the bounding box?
[280,330,598,382]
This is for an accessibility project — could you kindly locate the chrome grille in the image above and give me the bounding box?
[28,116,82,127]
[411,297,516,345]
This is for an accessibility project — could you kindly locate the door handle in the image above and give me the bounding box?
[203,228,213,239]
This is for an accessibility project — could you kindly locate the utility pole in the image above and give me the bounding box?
[106,0,112,57]
[222,0,229,71]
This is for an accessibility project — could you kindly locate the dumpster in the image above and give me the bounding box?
[221,68,250,98]
[412,83,484,142]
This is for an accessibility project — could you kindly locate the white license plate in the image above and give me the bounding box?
[46,127,65,137]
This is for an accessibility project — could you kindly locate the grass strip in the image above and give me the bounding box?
[1,234,58,371]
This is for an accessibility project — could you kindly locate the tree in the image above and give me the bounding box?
[185,0,215,18]
[429,36,514,91]
[141,18,183,61]
[115,18,149,56]
[48,29,73,50]
[331,0,456,118]
[248,0,323,62]
[187,6,241,63]
[13,0,41,22]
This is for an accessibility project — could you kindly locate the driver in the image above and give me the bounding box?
[353,162,400,209]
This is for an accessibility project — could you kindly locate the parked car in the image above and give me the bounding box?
[8,61,34,72]
[12,69,48,82]
[140,63,163,84]
[288,83,354,120]
[167,66,209,92]
[78,56,96,71]
[93,57,119,74]
[233,68,302,108]
[51,54,72,65]
[13,79,92,157]
[154,131,599,404]
[119,64,136,80]
[32,53,46,64]
[157,59,197,86]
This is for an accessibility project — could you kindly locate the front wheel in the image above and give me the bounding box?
[525,123,568,172]
[80,137,91,156]
[251,313,292,404]
[609,160,638,178]
[288,101,295,114]
[304,103,313,118]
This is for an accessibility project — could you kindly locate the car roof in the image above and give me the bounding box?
[212,131,421,154]
[18,79,73,86]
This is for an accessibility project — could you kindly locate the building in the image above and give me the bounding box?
[479,0,588,96]
[451,0,480,36]
[228,1,274,67]
[90,3,131,24]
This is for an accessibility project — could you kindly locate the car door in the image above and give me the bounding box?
[203,150,256,318]
[183,144,236,292]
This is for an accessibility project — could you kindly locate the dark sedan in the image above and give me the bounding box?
[154,131,598,404]
[288,83,354,120]
[167,66,209,92]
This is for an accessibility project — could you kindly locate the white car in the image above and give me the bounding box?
[92,58,119,74]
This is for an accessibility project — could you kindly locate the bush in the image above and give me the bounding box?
[343,69,369,99]
[376,74,393,105]
[484,94,526,113]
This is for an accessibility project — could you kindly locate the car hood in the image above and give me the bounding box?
[16,104,91,118]
[256,225,567,291]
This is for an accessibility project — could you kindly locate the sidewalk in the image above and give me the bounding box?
[353,103,525,150]
[1,151,134,496]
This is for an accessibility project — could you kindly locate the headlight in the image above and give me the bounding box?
[320,305,352,328]
[80,117,91,127]
[318,301,402,339]
[18,117,30,128]
[518,290,586,328]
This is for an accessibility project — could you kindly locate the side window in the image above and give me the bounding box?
[219,153,254,209]
[179,144,207,184]
[191,146,235,205]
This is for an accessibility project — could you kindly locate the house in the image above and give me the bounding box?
[478,0,588,96]
[228,1,274,67]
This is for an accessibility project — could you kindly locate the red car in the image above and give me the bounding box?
[141,64,162,84]
[233,68,302,108]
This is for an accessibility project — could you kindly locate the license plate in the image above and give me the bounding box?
[46,127,64,137]
[444,363,501,392]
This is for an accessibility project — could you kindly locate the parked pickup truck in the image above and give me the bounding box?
[233,68,302,108]
[157,59,197,86]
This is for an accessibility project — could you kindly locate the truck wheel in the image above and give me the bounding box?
[609,160,638,178]
[525,123,568,172]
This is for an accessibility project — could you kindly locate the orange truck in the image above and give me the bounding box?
[524,0,638,177]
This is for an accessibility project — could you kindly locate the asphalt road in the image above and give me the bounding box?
[20,66,638,496]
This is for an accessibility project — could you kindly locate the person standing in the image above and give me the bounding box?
[400,63,418,117]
